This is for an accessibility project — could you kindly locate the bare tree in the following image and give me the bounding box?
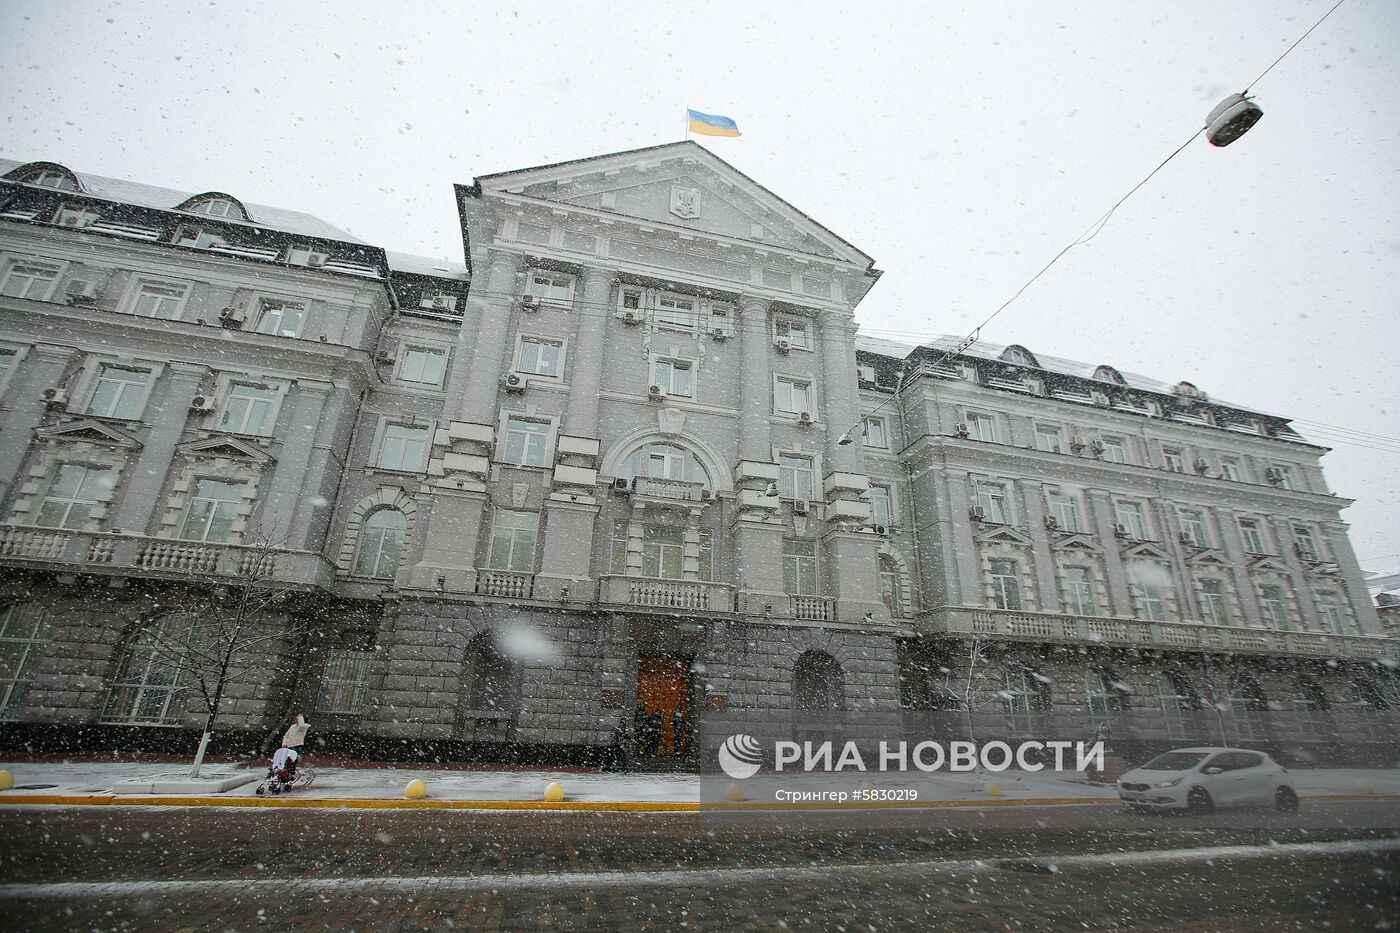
[117,532,313,777]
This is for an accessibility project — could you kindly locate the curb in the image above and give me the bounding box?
[0,792,1394,813]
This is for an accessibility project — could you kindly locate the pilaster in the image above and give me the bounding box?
[110,361,206,533]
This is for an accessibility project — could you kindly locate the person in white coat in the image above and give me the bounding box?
[281,713,310,751]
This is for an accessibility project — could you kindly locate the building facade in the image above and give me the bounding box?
[0,145,1392,764]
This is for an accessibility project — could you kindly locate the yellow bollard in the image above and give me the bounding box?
[725,783,746,802]
[0,770,12,791]
[403,778,427,799]
[1356,783,1375,795]
[544,781,565,802]
[986,782,1003,798]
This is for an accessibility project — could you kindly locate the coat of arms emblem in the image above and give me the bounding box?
[669,185,700,219]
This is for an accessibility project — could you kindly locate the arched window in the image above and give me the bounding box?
[878,554,903,616]
[1293,676,1329,739]
[179,193,249,221]
[354,509,405,579]
[1158,672,1197,739]
[1000,345,1038,367]
[1092,365,1126,386]
[1172,381,1208,400]
[8,163,81,192]
[0,602,51,720]
[464,632,517,712]
[793,650,845,712]
[1003,668,1050,735]
[1085,669,1126,733]
[101,615,199,726]
[620,442,712,488]
[1228,675,1267,742]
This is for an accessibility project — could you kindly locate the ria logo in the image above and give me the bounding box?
[718,733,764,779]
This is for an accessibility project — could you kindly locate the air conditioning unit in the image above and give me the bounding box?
[612,477,631,492]
[969,506,985,522]
[1114,524,1129,538]
[1044,515,1060,531]
[218,306,246,329]
[1178,531,1192,545]
[307,254,326,268]
[374,350,394,365]
[710,324,731,339]
[953,423,969,438]
[431,295,453,311]
[774,337,792,353]
[871,523,889,536]
[797,411,813,425]
[189,394,217,412]
[647,384,668,400]
[42,387,69,407]
[793,499,810,515]
[60,215,85,228]
[519,294,541,312]
[503,372,526,393]
[64,279,97,302]
[621,308,642,325]
[699,488,716,501]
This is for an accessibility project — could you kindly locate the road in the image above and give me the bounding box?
[3,801,1397,931]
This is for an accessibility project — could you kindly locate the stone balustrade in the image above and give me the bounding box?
[597,574,734,612]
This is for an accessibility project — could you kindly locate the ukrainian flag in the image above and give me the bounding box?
[687,108,741,138]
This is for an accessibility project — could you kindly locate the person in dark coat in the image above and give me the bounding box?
[647,709,665,756]
[609,715,631,772]
[671,704,687,757]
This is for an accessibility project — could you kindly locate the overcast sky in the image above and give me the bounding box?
[2,0,1396,572]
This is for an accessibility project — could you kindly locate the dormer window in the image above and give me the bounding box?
[182,197,248,221]
[173,225,226,249]
[286,244,328,268]
[1093,365,1126,386]
[21,169,78,191]
[1000,345,1038,367]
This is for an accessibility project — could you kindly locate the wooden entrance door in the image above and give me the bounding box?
[636,656,691,758]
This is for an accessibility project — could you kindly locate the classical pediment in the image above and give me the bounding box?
[1122,541,1173,561]
[176,435,274,464]
[35,419,142,450]
[1186,548,1230,566]
[975,525,1033,546]
[474,142,871,265]
[1050,533,1101,553]
[1248,554,1291,573]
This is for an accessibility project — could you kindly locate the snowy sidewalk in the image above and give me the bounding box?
[2,759,1398,807]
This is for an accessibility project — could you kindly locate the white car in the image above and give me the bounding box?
[1117,747,1299,814]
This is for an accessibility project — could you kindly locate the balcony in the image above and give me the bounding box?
[926,606,1391,659]
[597,574,734,613]
[0,525,334,588]
[791,595,836,622]
[474,570,535,599]
[626,476,709,504]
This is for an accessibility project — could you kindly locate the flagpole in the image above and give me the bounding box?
[683,107,689,142]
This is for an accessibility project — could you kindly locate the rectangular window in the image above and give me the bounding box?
[1238,518,1265,554]
[774,376,812,415]
[989,559,1021,610]
[1,262,59,300]
[0,603,51,720]
[1115,501,1147,540]
[1035,425,1063,453]
[1178,509,1208,547]
[526,271,575,306]
[1293,525,1318,561]
[642,524,685,579]
[86,364,151,419]
[652,358,693,397]
[1259,584,1291,629]
[778,454,815,500]
[286,245,328,267]
[488,509,539,573]
[1220,457,1245,482]
[502,417,551,467]
[655,293,696,328]
[1046,489,1080,532]
[783,539,818,595]
[253,299,305,337]
[1200,578,1229,625]
[0,349,14,384]
[219,382,278,435]
[868,484,893,526]
[1101,437,1128,463]
[131,282,187,319]
[36,464,110,529]
[976,482,1008,524]
[56,205,99,228]
[1315,591,1342,632]
[318,648,373,715]
[964,412,996,442]
[1064,567,1094,616]
[173,225,225,249]
[856,363,877,385]
[180,478,243,542]
[1162,447,1186,472]
[1271,465,1296,490]
[863,416,888,449]
[398,346,448,386]
[774,317,811,349]
[1132,567,1170,621]
[516,337,562,378]
[377,423,429,472]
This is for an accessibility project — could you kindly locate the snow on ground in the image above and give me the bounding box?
[2,760,1398,802]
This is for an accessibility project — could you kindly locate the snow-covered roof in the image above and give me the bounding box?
[853,334,919,358]
[386,250,469,281]
[0,157,364,244]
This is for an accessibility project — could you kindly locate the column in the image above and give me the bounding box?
[445,250,523,423]
[261,379,334,546]
[1270,515,1319,631]
[736,296,772,463]
[1086,490,1133,616]
[1215,514,1262,627]
[1321,520,1384,635]
[731,295,785,615]
[110,361,206,533]
[820,316,862,475]
[0,345,78,500]
[563,268,615,438]
[1021,483,1060,613]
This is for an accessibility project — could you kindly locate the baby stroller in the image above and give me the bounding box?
[255,746,314,795]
